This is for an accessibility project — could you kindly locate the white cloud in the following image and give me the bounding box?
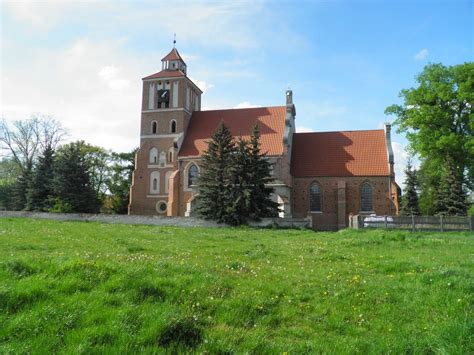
[190,78,214,94]
[98,65,130,90]
[392,141,421,191]
[296,126,313,133]
[414,48,429,61]
[392,141,408,191]
[1,38,142,152]
[233,101,259,109]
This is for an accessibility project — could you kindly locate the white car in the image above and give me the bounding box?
[363,214,394,228]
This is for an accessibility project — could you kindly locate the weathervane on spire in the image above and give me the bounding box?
[173,33,176,47]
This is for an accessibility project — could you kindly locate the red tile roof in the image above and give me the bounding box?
[178,106,286,157]
[161,48,184,62]
[142,70,186,80]
[291,130,389,177]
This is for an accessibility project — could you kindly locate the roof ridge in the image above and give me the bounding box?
[295,129,384,135]
[198,105,286,113]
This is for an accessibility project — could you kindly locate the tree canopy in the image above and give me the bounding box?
[386,63,473,215]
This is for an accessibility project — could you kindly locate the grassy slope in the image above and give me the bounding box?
[0,218,472,354]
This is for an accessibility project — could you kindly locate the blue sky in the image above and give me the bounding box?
[1,0,473,184]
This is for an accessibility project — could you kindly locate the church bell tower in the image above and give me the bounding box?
[129,45,202,215]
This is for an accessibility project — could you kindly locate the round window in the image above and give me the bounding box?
[156,201,167,214]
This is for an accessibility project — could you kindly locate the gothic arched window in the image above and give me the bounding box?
[151,121,157,134]
[188,164,198,187]
[149,147,158,163]
[150,171,160,194]
[170,120,177,133]
[310,182,322,212]
[360,182,373,212]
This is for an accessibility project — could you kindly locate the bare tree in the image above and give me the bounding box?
[0,115,66,172]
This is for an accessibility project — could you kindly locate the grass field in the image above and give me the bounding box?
[0,218,472,354]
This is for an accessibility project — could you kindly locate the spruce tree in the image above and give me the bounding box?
[247,125,279,219]
[196,122,237,224]
[12,163,32,210]
[53,142,101,213]
[227,137,253,225]
[435,159,467,216]
[26,145,55,211]
[400,159,420,216]
[443,161,467,216]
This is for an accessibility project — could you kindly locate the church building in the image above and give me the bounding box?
[128,46,400,230]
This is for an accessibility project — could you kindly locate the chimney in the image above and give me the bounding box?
[384,122,394,173]
[286,90,293,105]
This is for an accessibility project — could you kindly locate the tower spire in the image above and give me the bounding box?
[173,33,176,47]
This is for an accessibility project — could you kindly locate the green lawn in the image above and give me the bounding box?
[0,218,472,354]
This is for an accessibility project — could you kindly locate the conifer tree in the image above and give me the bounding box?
[400,159,420,216]
[436,159,467,216]
[53,142,101,213]
[197,122,236,224]
[227,137,253,225]
[247,125,279,219]
[11,163,32,210]
[26,145,55,211]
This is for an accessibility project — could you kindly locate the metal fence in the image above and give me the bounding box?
[353,215,473,232]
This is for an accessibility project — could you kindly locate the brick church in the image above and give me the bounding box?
[129,46,400,230]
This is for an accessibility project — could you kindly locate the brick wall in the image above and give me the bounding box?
[293,176,399,229]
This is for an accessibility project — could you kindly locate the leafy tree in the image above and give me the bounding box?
[400,159,420,216]
[385,63,474,215]
[53,142,100,213]
[0,158,20,210]
[106,149,137,214]
[26,145,55,211]
[247,125,279,219]
[0,115,65,172]
[1,116,65,210]
[197,122,237,224]
[74,141,112,203]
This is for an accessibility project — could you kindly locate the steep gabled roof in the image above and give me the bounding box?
[291,130,389,177]
[161,48,185,63]
[142,70,186,80]
[178,106,286,157]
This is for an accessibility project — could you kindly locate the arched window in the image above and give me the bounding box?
[150,171,160,194]
[149,147,158,163]
[170,120,177,133]
[188,164,199,187]
[168,150,173,163]
[151,121,157,134]
[310,182,322,212]
[360,182,373,212]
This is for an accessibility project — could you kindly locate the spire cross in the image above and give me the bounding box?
[173,33,176,47]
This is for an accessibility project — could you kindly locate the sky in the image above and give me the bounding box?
[1,0,473,186]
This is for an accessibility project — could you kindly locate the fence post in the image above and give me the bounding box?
[440,215,444,232]
[384,216,388,229]
[412,215,415,232]
[470,216,473,232]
